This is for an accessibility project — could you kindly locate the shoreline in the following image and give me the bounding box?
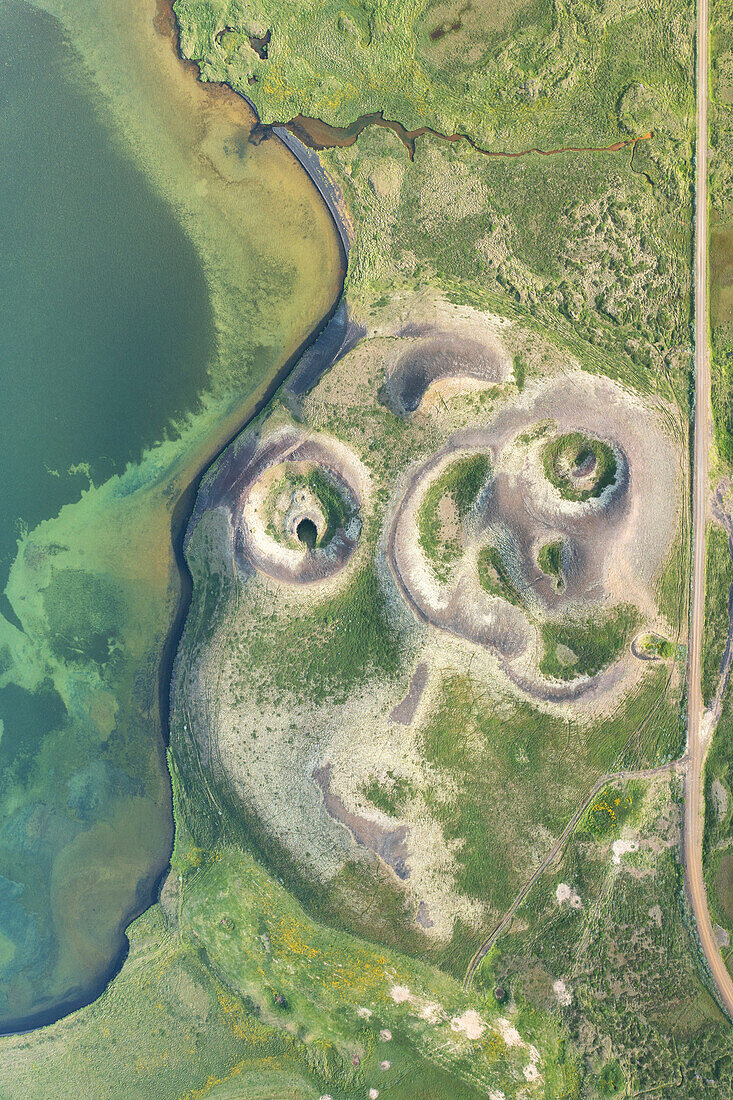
[0,0,349,1040]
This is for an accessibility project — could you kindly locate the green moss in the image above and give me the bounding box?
[540,604,639,681]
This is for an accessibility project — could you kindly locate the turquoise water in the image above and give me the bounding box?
[0,0,213,597]
[0,0,214,1029]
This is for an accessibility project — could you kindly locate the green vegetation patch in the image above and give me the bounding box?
[599,1061,626,1094]
[417,453,489,581]
[540,604,639,681]
[537,539,564,589]
[303,468,352,540]
[419,669,679,975]
[246,565,400,705]
[491,781,731,1097]
[542,431,617,502]
[635,631,675,660]
[477,543,521,605]
[363,772,414,816]
[704,685,733,937]
[702,522,732,706]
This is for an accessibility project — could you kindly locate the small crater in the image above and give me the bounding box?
[296,517,317,549]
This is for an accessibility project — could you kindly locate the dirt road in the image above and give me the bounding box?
[683,0,733,1019]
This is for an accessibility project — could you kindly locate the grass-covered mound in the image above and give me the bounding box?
[538,539,564,589]
[417,453,489,581]
[634,631,675,660]
[542,432,617,502]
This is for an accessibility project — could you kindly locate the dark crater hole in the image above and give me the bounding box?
[296,518,318,549]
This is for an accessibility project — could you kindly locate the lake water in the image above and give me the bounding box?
[0,0,342,1032]
[0,0,213,600]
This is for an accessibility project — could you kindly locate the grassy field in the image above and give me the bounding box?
[176,0,694,399]
[711,0,733,469]
[702,522,732,706]
[418,665,681,975]
[479,776,733,1097]
[242,564,402,707]
[539,605,639,682]
[704,684,733,942]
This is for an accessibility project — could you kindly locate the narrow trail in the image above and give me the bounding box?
[463,759,684,989]
[682,0,733,1019]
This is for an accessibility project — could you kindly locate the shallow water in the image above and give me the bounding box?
[0,0,341,1033]
[0,0,214,597]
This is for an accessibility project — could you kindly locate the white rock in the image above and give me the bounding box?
[555,882,582,908]
[390,984,411,1003]
[612,838,639,865]
[450,1009,485,1039]
[496,1016,522,1047]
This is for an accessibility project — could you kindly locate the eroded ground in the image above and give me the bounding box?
[174,291,686,985]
